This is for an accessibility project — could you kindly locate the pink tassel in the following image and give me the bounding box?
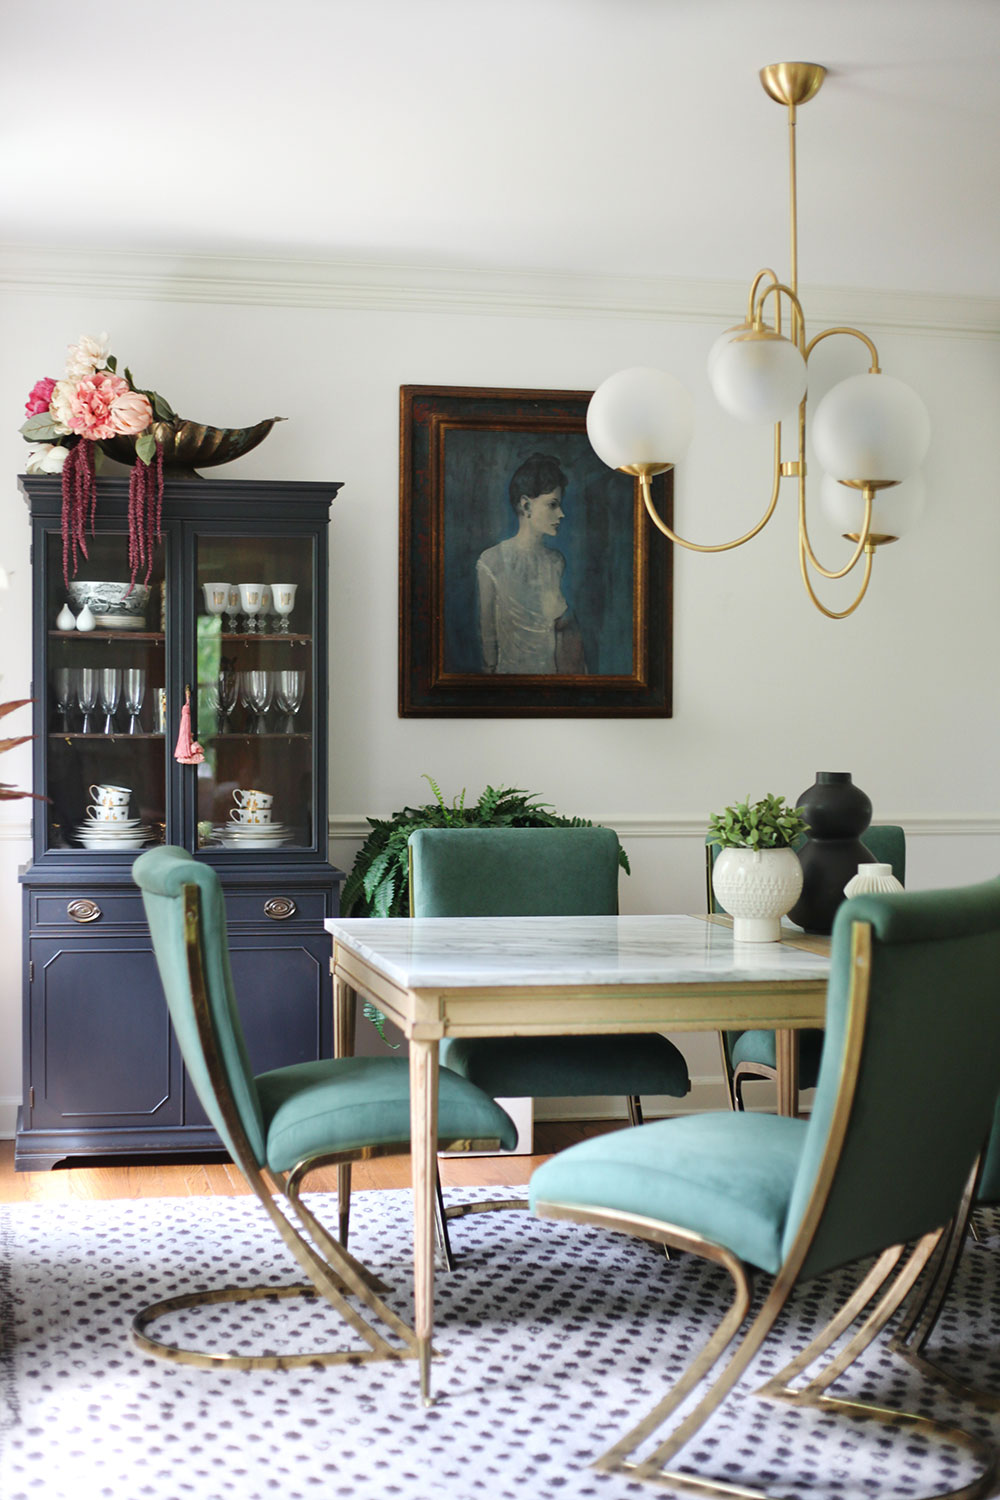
[173,686,205,765]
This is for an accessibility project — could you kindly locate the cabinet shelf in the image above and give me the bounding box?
[49,631,165,643]
[49,732,166,741]
[205,732,312,743]
[214,632,311,645]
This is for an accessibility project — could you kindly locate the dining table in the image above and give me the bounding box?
[325,911,832,1401]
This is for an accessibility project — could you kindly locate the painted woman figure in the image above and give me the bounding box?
[476,453,587,675]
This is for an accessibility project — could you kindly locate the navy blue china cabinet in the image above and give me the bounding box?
[16,474,344,1168]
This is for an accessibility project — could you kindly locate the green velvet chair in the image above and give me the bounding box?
[408,826,691,1259]
[131,844,516,1372]
[531,876,1000,1497]
[710,824,906,1115]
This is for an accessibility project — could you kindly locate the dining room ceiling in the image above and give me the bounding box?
[3,0,999,300]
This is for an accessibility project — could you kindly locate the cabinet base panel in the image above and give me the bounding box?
[14,1112,227,1171]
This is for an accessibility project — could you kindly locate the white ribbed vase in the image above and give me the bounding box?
[843,862,904,898]
[712,846,804,943]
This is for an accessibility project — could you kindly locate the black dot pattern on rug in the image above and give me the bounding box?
[0,1191,998,1499]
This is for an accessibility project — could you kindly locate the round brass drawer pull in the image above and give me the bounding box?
[264,896,297,921]
[67,898,102,924]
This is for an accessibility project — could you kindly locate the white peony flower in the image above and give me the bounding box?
[48,379,76,434]
[25,442,69,475]
[65,332,110,380]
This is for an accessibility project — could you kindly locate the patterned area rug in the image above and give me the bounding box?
[1,1187,999,1500]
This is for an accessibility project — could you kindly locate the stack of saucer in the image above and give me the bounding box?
[216,820,292,850]
[76,817,155,852]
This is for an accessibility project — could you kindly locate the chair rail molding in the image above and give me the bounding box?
[331,814,1000,842]
[2,243,999,340]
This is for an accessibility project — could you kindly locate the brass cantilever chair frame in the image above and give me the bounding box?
[889,1092,1000,1410]
[708,824,906,1116]
[532,879,1000,1499]
[132,847,513,1372]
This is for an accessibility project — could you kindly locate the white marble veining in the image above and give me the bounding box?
[325,915,830,990]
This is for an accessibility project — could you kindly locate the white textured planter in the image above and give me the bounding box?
[712,846,804,942]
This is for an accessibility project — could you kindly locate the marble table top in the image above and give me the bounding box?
[325,914,830,991]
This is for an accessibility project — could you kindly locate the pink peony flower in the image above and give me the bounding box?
[66,372,132,441]
[25,377,57,417]
[109,388,153,436]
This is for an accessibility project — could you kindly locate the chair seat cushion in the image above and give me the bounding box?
[440,1033,690,1100]
[731,1027,824,1090]
[530,1112,808,1273]
[256,1056,518,1173]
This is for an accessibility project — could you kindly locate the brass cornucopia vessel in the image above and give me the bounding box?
[103,417,284,474]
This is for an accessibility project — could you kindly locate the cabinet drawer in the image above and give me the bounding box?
[224,890,328,926]
[30,889,146,929]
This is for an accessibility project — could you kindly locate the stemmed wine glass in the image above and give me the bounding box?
[202,582,229,627]
[76,667,98,735]
[246,669,274,734]
[274,669,305,733]
[270,583,297,634]
[53,668,74,731]
[99,667,121,734]
[124,668,146,734]
[225,586,241,634]
[238,583,263,636]
[217,664,237,731]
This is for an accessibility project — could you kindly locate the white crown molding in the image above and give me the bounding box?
[329,814,1000,842]
[1,243,998,340]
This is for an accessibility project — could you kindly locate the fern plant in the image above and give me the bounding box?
[341,775,629,920]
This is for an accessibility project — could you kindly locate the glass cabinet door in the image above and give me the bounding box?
[44,532,167,854]
[193,534,316,854]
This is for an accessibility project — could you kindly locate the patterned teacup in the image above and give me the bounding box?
[233,788,273,812]
[85,803,131,823]
[89,783,131,810]
[229,807,272,825]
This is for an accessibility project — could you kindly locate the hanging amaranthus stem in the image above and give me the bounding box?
[126,442,165,591]
[60,441,97,588]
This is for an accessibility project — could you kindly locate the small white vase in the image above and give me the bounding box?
[712,846,804,943]
[75,603,95,632]
[56,602,76,631]
[843,862,903,898]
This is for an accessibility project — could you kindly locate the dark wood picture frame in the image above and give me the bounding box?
[399,385,673,717]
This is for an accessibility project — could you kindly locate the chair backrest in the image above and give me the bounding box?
[782,876,1000,1279]
[978,1094,1000,1205]
[132,845,267,1167]
[408,825,620,917]
[705,824,905,917]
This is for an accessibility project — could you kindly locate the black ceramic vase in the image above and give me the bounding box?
[787,772,876,934]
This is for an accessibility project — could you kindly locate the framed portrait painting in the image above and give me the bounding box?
[399,385,673,717]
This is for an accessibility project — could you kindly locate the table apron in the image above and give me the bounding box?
[332,949,825,1042]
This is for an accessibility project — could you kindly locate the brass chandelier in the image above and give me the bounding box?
[586,62,930,619]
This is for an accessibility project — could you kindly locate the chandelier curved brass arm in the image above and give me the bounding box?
[587,62,931,620]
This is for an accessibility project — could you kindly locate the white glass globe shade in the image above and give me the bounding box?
[586,367,694,471]
[709,332,807,424]
[706,323,753,382]
[812,372,930,484]
[820,471,926,541]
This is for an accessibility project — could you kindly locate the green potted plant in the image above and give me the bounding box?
[707,793,809,942]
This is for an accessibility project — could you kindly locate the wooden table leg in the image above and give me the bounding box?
[333,969,357,1245]
[409,1034,439,1405]
[775,1028,800,1118]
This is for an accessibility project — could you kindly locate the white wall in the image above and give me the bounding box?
[1,256,998,1134]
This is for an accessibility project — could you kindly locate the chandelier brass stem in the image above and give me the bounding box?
[637,442,781,553]
[799,533,873,618]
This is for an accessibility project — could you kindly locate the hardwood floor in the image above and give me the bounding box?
[0,1121,619,1204]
